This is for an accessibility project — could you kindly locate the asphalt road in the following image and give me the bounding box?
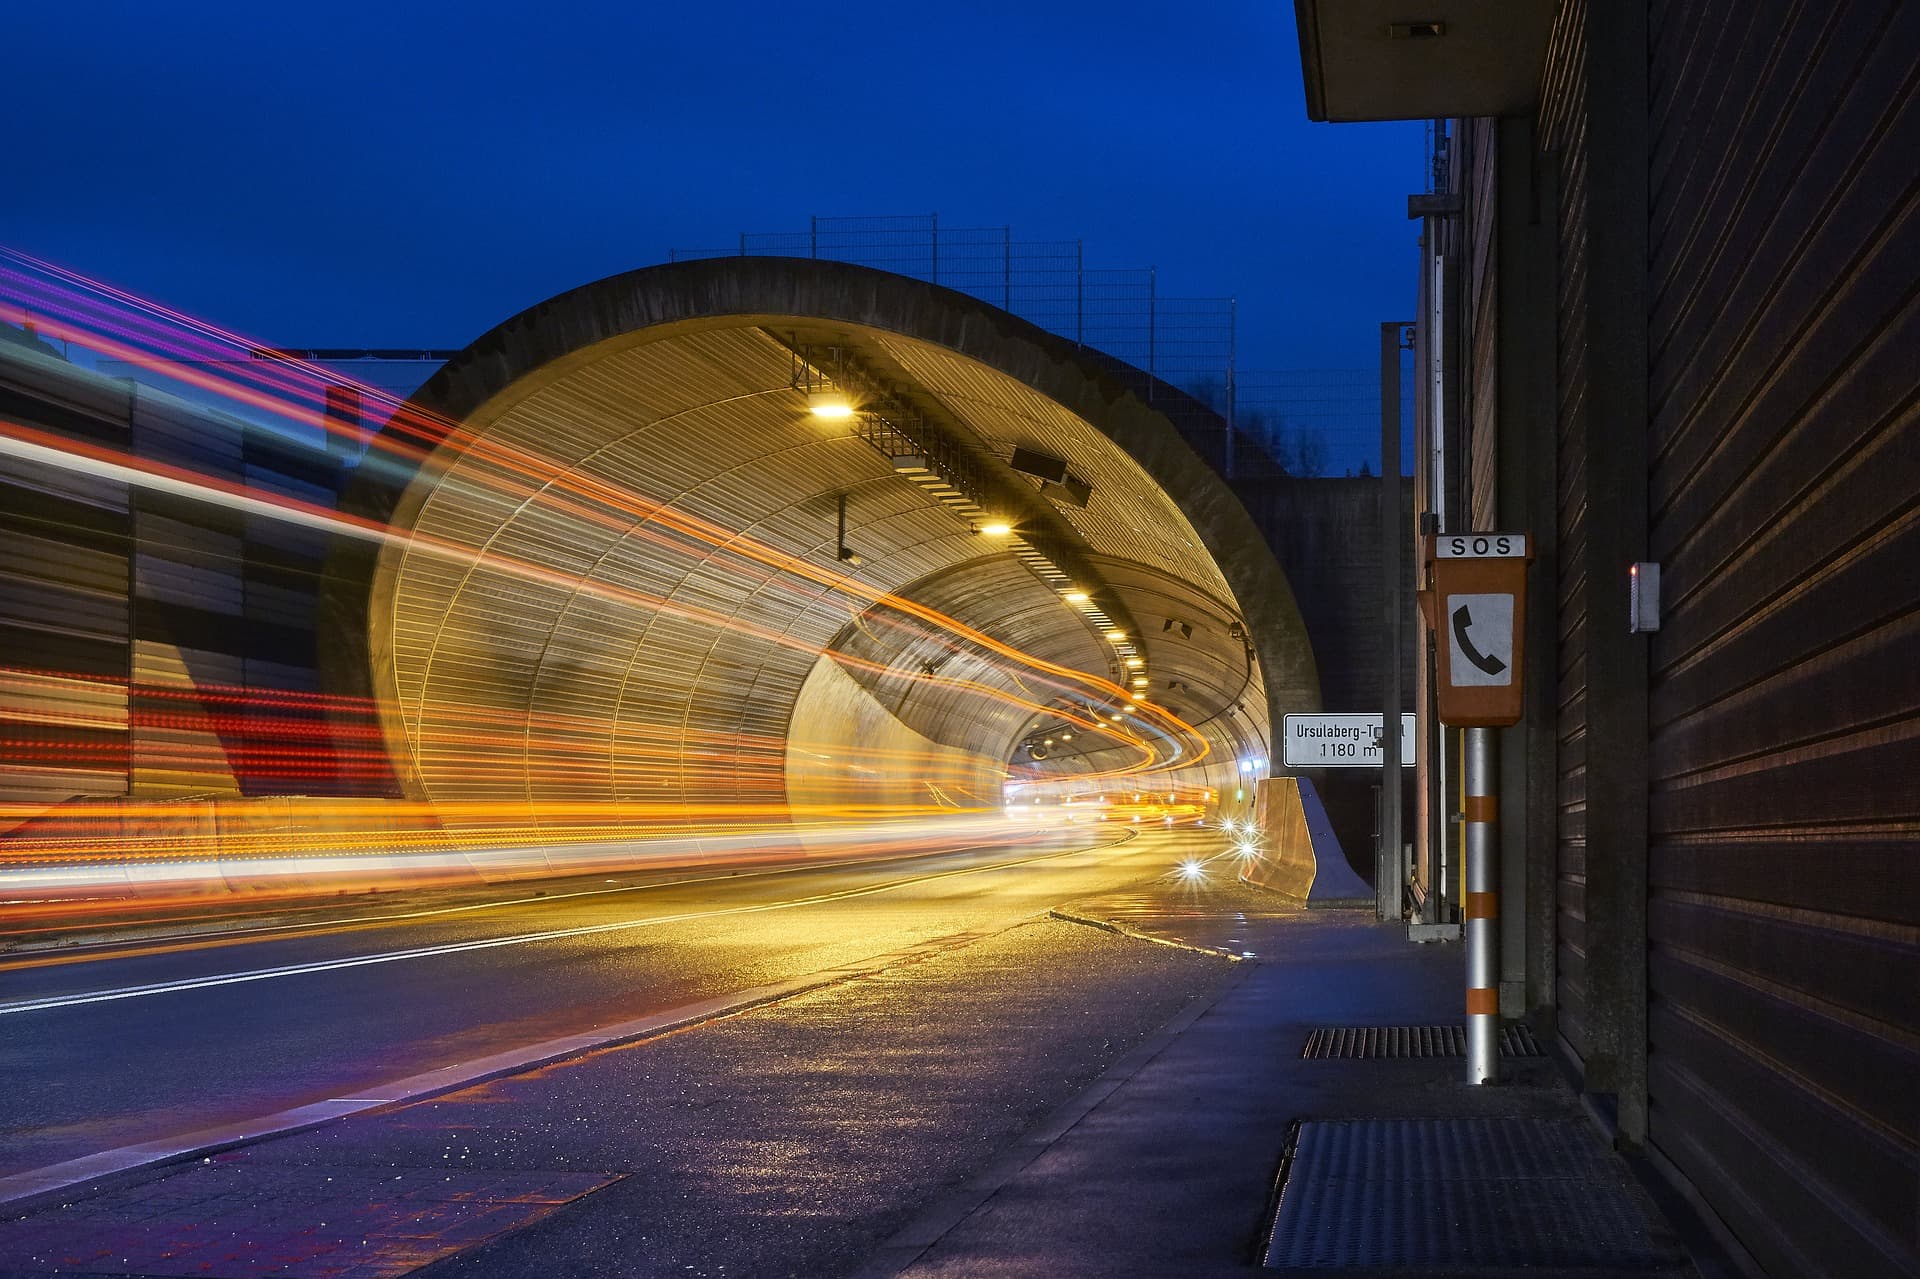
[0,821,1223,1184]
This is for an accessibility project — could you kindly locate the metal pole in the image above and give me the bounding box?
[1148,267,1157,386]
[810,216,818,259]
[1379,322,1404,922]
[1075,241,1084,345]
[1003,227,1012,310]
[930,212,938,284]
[1464,725,1499,1083]
[1226,299,1238,480]
[1429,247,1451,927]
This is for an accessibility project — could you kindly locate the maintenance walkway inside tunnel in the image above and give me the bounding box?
[0,867,1720,1279]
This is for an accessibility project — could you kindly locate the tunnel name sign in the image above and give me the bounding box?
[1422,532,1532,727]
[1283,713,1417,768]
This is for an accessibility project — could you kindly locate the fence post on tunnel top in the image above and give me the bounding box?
[1075,240,1084,346]
[1464,727,1498,1082]
[1417,530,1531,1085]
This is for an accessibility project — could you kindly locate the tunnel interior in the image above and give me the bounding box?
[358,264,1317,834]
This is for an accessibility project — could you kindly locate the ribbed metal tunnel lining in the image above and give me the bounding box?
[370,307,1295,818]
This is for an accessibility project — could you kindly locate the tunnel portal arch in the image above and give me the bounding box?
[326,258,1320,826]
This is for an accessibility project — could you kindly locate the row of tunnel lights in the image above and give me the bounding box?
[807,387,1152,725]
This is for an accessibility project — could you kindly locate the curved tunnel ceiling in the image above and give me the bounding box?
[349,260,1317,822]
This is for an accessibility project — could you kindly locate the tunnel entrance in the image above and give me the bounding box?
[331,259,1319,835]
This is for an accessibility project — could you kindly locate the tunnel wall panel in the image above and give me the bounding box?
[785,655,1003,814]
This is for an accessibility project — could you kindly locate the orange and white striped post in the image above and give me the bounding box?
[1463,726,1499,1083]
[1420,532,1529,1085]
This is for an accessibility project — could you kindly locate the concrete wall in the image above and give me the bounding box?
[1233,474,1418,881]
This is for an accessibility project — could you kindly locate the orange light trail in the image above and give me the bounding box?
[1,260,1202,754]
[0,252,1243,906]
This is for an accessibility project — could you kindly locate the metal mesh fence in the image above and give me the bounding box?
[673,214,1406,479]
[1236,363,1417,478]
[671,216,1235,379]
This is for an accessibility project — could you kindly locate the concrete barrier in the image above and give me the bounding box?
[1239,775,1372,907]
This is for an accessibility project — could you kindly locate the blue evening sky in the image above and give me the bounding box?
[3,2,1420,373]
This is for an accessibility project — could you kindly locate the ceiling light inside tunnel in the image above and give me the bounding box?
[1105,629,1126,641]
[977,521,1012,536]
[807,389,855,419]
[1063,590,1090,604]
[1125,657,1143,668]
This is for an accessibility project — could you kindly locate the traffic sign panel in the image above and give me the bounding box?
[1283,713,1418,768]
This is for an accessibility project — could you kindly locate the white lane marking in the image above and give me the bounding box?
[10,834,1062,958]
[0,935,986,1208]
[1,833,1137,1016]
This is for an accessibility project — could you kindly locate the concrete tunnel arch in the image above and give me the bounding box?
[322,257,1322,828]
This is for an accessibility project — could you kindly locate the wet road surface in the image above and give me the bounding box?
[2,823,1229,1185]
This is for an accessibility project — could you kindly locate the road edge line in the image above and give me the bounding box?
[1047,906,1248,962]
[848,958,1255,1279]
[0,930,1003,1213]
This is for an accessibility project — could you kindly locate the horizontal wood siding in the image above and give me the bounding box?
[1538,0,1592,1068]
[0,347,357,808]
[0,351,133,807]
[1644,1,1920,1274]
[1465,118,1501,532]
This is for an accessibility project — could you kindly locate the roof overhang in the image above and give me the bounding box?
[1294,1,1559,122]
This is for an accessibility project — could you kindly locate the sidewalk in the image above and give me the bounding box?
[858,885,1702,1278]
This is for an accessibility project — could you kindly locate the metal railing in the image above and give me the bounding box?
[673,215,1409,479]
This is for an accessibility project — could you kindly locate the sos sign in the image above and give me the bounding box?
[1435,533,1528,559]
[1420,532,1533,727]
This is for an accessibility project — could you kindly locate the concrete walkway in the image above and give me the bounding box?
[858,886,1703,1279]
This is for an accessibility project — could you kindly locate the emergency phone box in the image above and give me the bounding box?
[1419,532,1533,727]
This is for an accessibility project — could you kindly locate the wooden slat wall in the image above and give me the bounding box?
[1,343,359,809]
[1643,1,1920,1274]
[1537,0,1593,1068]
[1463,118,1500,533]
[242,432,347,792]
[0,347,134,809]
[130,389,246,798]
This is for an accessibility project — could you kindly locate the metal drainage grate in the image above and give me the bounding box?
[1264,1118,1680,1269]
[1300,1023,1542,1059]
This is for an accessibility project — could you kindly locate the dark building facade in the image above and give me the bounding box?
[1297,1,1918,1273]
[0,335,361,807]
